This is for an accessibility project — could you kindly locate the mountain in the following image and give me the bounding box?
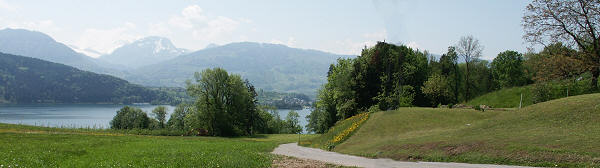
[204,43,220,49]
[0,28,126,75]
[0,52,172,104]
[100,36,189,68]
[68,44,105,58]
[129,42,353,96]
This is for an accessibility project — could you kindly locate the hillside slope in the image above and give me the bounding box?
[0,28,125,75]
[318,94,600,167]
[467,85,533,108]
[0,53,169,104]
[129,42,352,96]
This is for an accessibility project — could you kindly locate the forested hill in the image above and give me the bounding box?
[0,52,172,104]
[129,42,352,96]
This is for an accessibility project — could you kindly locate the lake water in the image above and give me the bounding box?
[0,104,312,132]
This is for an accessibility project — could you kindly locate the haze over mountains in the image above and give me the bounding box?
[0,28,352,97]
[0,29,123,75]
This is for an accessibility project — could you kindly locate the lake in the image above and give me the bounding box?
[0,104,312,132]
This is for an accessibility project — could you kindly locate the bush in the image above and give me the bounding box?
[110,106,151,129]
[532,73,596,104]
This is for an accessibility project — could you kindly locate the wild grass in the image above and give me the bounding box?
[467,85,533,108]
[314,93,600,167]
[0,123,317,167]
[299,113,369,150]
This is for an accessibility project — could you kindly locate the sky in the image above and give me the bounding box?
[0,0,532,59]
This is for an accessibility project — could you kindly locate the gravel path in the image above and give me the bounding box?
[272,143,537,168]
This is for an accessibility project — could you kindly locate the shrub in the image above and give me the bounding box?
[110,106,151,129]
[532,73,596,104]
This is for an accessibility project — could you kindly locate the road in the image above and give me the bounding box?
[272,143,537,168]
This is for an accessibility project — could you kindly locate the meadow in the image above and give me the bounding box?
[0,123,317,167]
[304,93,600,167]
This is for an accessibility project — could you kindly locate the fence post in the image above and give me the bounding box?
[519,93,523,109]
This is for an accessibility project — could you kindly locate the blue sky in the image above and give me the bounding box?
[0,0,531,59]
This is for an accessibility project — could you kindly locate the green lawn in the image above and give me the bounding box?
[467,85,533,108]
[311,93,600,167]
[0,123,317,167]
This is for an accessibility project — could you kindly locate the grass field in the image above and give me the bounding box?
[307,93,600,167]
[299,113,369,150]
[467,85,533,108]
[0,123,317,167]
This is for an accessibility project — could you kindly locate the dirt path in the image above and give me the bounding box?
[272,143,537,168]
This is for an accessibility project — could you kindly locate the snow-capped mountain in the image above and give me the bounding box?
[100,36,189,68]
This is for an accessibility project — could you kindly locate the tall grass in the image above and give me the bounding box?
[329,94,600,167]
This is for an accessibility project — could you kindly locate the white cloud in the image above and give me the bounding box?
[0,0,17,11]
[168,5,240,41]
[3,20,60,32]
[74,22,141,56]
[148,22,172,37]
[269,37,297,47]
[363,30,387,40]
[332,39,377,55]
[192,16,239,40]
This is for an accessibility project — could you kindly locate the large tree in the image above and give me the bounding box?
[491,50,527,88]
[186,68,257,136]
[523,0,600,90]
[151,106,167,129]
[456,35,484,100]
[439,46,460,103]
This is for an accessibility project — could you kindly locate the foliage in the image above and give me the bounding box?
[525,43,586,82]
[421,74,452,106]
[147,87,193,105]
[167,103,194,130]
[456,35,484,100]
[257,90,312,110]
[307,42,429,133]
[532,72,596,104]
[523,0,600,90]
[110,106,151,129]
[439,46,460,103]
[284,110,302,134]
[185,68,259,136]
[151,106,167,128]
[491,50,528,88]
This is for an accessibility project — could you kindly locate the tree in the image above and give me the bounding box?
[456,35,484,100]
[186,68,258,136]
[525,43,586,82]
[167,103,194,130]
[244,80,260,135]
[285,110,302,134]
[439,46,460,103]
[110,106,150,129]
[151,106,167,129]
[421,74,452,106]
[491,50,527,88]
[523,0,600,90]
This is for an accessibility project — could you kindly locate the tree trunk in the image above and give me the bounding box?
[465,62,470,101]
[454,64,459,103]
[592,69,599,91]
